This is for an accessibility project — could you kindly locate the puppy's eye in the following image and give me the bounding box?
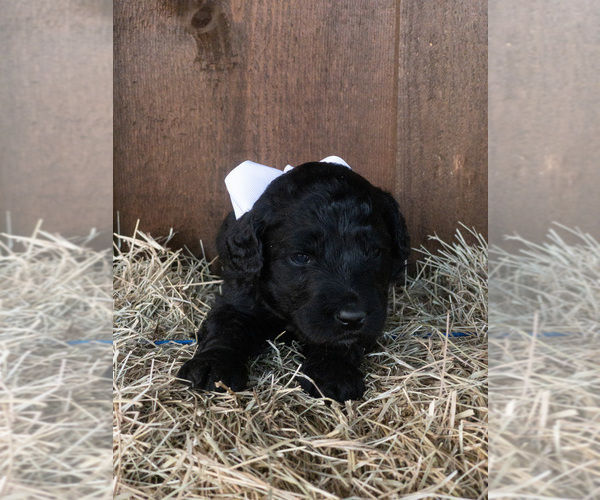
[368,247,382,258]
[290,253,311,265]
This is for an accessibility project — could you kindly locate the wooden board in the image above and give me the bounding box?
[0,0,113,249]
[396,0,488,252]
[113,0,489,259]
[489,0,600,246]
[115,0,397,256]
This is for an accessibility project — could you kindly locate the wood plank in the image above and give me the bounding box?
[0,0,112,248]
[114,0,399,257]
[396,0,488,251]
[489,0,600,246]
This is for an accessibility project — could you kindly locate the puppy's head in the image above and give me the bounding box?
[219,162,410,347]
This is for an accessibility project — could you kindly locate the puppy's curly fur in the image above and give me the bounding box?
[178,162,410,401]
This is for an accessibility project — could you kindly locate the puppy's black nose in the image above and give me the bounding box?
[336,309,366,330]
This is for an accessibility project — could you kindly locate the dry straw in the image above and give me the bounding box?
[0,224,112,499]
[490,224,600,336]
[489,224,600,498]
[113,226,488,499]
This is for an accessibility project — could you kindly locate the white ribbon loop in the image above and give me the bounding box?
[225,156,351,219]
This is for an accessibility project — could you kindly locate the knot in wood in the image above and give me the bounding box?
[191,4,217,33]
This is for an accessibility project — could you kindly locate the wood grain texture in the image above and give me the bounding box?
[114,0,399,256]
[0,0,113,248]
[396,0,488,251]
[114,0,488,259]
[489,0,600,245]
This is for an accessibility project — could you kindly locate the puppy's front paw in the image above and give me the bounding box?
[299,357,365,402]
[177,353,247,392]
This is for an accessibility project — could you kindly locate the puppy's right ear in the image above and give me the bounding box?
[374,191,411,282]
[216,211,263,280]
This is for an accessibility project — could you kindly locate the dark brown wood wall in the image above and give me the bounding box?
[114,0,488,259]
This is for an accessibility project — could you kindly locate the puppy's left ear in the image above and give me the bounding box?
[216,211,263,282]
[376,190,411,281]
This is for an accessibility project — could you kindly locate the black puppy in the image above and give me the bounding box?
[178,161,410,402]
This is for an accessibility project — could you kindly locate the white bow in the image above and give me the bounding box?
[225,156,351,219]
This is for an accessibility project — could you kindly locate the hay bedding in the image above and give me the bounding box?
[0,225,112,499]
[489,225,600,498]
[113,227,488,499]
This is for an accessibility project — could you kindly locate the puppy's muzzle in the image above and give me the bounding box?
[335,308,367,331]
